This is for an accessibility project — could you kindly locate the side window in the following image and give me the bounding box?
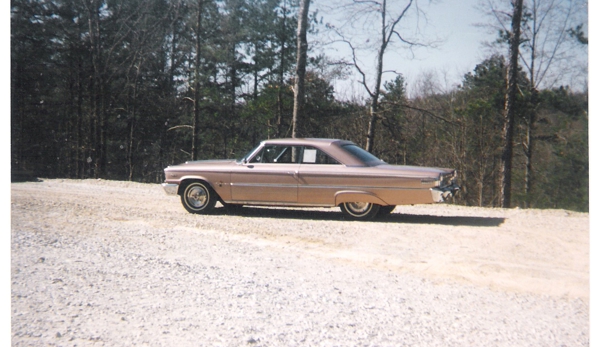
[249,146,302,163]
[301,147,340,165]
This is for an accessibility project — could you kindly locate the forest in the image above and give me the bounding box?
[10,0,588,211]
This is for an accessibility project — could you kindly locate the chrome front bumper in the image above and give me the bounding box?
[162,183,179,195]
[431,183,460,203]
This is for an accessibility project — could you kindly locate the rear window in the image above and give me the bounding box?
[341,144,384,165]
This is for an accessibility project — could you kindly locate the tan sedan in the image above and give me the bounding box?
[162,138,459,220]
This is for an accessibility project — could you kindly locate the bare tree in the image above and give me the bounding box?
[83,0,153,177]
[292,0,311,138]
[481,0,587,206]
[519,0,586,206]
[324,0,433,152]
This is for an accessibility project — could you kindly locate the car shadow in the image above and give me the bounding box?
[214,206,505,227]
[380,213,505,227]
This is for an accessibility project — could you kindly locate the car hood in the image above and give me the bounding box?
[165,159,237,170]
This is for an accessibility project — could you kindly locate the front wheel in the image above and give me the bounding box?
[181,181,217,214]
[340,202,380,220]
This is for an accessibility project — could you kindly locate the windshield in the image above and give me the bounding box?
[237,144,261,163]
[341,144,385,166]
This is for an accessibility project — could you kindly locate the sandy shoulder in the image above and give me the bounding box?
[11,179,589,301]
[10,179,590,346]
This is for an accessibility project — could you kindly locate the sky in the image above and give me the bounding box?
[395,0,496,89]
[311,0,500,99]
[311,0,588,99]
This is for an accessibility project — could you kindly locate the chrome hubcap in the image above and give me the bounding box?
[187,186,208,208]
[345,202,372,216]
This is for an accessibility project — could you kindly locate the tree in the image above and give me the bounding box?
[191,0,205,160]
[537,87,588,211]
[500,0,524,208]
[458,56,508,206]
[9,0,587,212]
[11,0,60,176]
[325,0,430,152]
[483,0,587,207]
[271,0,298,138]
[378,74,408,164]
[291,0,311,138]
[300,71,343,137]
[518,0,587,206]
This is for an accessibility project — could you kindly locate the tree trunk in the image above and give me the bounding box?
[88,0,105,178]
[523,84,539,207]
[276,0,288,138]
[192,0,203,161]
[128,63,142,181]
[365,53,385,152]
[292,0,310,139]
[365,0,388,153]
[75,35,84,179]
[523,89,539,208]
[500,0,524,208]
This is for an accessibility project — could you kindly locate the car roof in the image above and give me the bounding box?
[261,138,353,147]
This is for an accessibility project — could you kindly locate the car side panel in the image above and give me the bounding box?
[167,172,233,202]
[297,165,437,206]
[230,163,299,203]
[372,188,437,205]
[296,164,344,205]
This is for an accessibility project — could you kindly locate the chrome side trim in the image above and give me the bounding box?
[221,200,334,207]
[298,172,442,180]
[231,183,298,188]
[299,184,429,191]
[232,182,434,191]
[167,171,231,180]
[162,183,179,195]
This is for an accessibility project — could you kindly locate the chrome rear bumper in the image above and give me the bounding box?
[162,183,179,195]
[431,183,460,203]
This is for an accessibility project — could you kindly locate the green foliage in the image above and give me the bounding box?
[549,128,588,211]
[452,56,508,206]
[11,1,588,211]
[462,55,505,102]
[375,74,408,164]
[523,87,589,211]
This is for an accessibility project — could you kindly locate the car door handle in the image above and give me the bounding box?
[288,170,299,178]
[247,165,254,169]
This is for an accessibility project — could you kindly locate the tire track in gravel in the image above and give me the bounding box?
[11,179,589,346]
[11,179,589,300]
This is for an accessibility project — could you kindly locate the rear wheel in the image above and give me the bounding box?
[340,202,380,220]
[181,181,217,214]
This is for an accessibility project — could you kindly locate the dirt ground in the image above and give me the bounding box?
[10,179,590,346]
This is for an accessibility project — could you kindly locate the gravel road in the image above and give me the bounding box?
[11,179,589,346]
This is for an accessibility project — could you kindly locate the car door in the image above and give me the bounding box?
[230,145,302,203]
[297,146,343,206]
